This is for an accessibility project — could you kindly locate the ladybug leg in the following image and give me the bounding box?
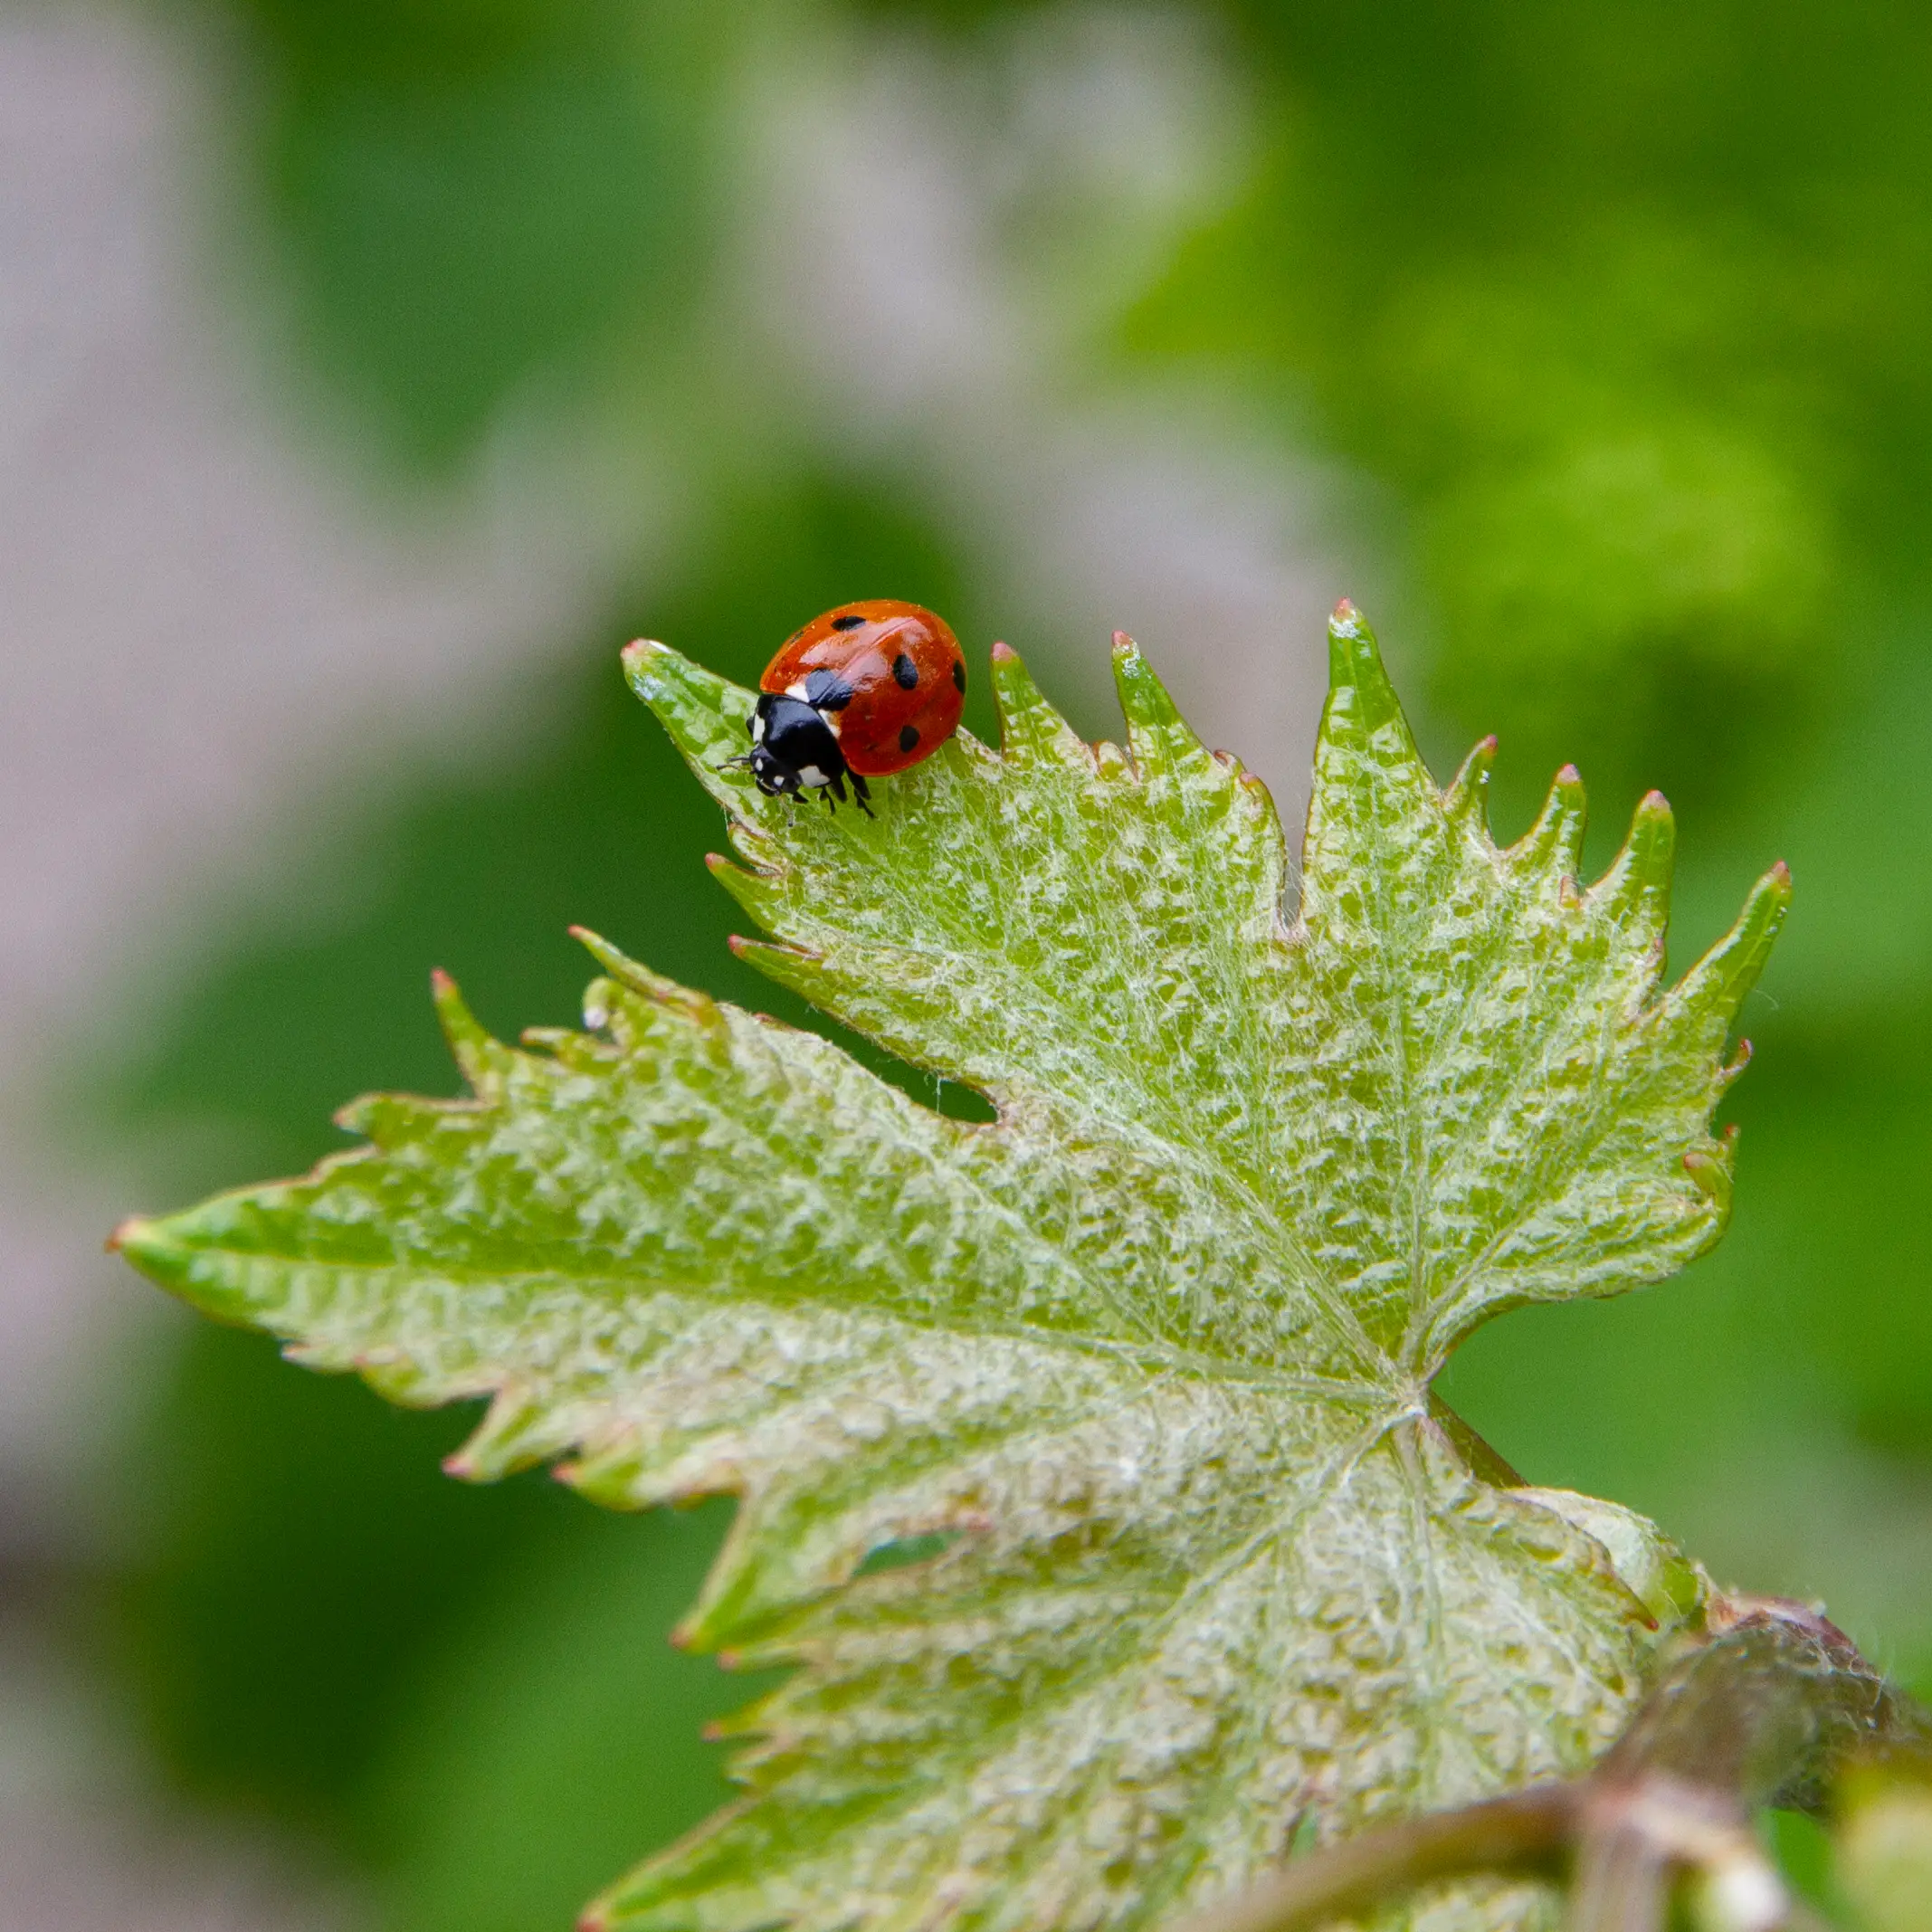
[850,773,874,818]
[824,770,849,812]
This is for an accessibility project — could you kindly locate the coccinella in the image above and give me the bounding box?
[741,600,966,814]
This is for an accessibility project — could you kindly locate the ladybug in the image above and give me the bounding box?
[742,600,966,814]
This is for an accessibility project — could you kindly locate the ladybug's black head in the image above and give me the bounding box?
[747,693,860,807]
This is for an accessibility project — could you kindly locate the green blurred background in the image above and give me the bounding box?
[27,1,1932,1925]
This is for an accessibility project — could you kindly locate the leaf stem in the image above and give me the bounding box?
[1172,1597,1932,1932]
[1168,1787,1575,1932]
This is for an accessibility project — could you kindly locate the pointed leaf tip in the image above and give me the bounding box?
[1674,858,1792,1024]
[431,967,476,1037]
[1592,789,1676,933]
[1326,600,1371,667]
[109,1213,169,1269]
[575,928,719,1026]
[1514,762,1589,875]
[1621,787,1674,851]
[1112,634,1188,738]
[618,639,671,704]
[1682,1146,1729,1200]
[431,967,477,1025]
[989,636,1085,763]
[1443,736,1498,826]
[431,970,504,1094]
[620,638,723,726]
[570,924,650,985]
[1322,600,1401,728]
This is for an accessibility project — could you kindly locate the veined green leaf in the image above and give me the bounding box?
[117,602,1786,1932]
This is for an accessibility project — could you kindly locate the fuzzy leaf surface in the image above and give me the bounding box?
[117,605,1787,1932]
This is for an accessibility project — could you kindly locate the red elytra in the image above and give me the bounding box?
[760,600,966,777]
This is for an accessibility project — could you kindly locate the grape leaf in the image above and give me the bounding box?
[116,603,1787,1932]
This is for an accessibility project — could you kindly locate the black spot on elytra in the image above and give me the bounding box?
[892,652,918,689]
[951,658,966,693]
[832,614,866,631]
[803,668,856,710]
[899,724,920,753]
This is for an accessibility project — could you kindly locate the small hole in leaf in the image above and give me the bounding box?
[854,1530,956,1578]
[930,1073,995,1123]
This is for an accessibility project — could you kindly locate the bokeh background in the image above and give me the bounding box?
[4,2,1930,1925]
